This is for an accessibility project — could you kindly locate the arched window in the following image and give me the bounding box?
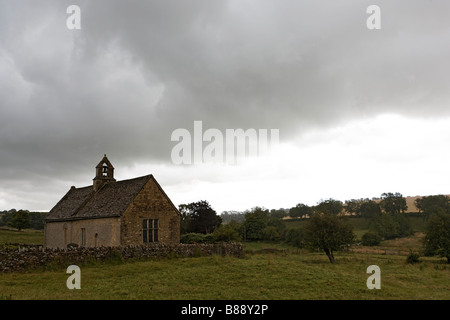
[63,224,68,246]
[102,163,108,177]
[94,233,98,247]
[81,228,86,246]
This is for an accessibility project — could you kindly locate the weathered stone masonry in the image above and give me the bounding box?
[44,155,180,248]
[120,177,180,246]
[0,243,243,273]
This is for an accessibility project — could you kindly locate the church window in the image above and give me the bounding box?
[81,228,86,246]
[142,219,159,243]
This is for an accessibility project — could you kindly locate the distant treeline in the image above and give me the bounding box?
[220,208,288,224]
[0,209,47,230]
[220,192,450,222]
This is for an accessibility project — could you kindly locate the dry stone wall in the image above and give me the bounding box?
[0,242,243,273]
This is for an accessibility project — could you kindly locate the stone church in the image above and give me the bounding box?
[44,155,180,248]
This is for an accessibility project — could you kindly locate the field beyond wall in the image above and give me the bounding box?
[0,223,449,300]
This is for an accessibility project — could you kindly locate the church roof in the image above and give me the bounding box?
[46,174,154,221]
[96,154,114,169]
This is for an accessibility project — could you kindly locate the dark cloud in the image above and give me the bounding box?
[1,0,450,210]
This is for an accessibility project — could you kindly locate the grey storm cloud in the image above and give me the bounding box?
[1,0,450,207]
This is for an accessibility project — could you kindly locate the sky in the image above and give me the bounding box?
[1,0,450,214]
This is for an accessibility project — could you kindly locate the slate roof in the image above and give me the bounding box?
[46,175,153,221]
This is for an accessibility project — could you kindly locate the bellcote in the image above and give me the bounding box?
[93,154,116,192]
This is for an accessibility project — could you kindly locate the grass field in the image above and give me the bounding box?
[0,222,449,300]
[0,246,448,300]
[0,227,44,245]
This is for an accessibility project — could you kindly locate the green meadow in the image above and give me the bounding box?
[0,222,449,300]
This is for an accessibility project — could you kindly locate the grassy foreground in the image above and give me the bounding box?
[0,246,449,300]
[0,228,449,300]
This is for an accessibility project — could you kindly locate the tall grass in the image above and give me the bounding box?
[1,219,447,300]
[0,250,448,300]
[0,228,44,245]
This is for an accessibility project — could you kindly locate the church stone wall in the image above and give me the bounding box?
[44,217,121,249]
[121,178,180,245]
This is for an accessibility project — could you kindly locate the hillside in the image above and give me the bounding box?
[377,194,450,213]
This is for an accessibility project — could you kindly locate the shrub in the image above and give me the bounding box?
[406,250,420,264]
[369,213,413,240]
[284,228,303,248]
[262,226,282,241]
[212,224,241,242]
[180,233,208,244]
[423,210,450,264]
[361,232,381,246]
[204,234,214,243]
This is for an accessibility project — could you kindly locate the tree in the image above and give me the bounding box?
[212,224,241,242]
[242,207,269,241]
[178,204,192,234]
[262,226,282,241]
[0,209,16,227]
[369,213,397,239]
[269,208,289,219]
[29,211,46,230]
[359,200,382,221]
[267,216,286,238]
[8,210,30,231]
[179,201,222,234]
[369,210,412,240]
[315,199,343,216]
[371,193,411,239]
[345,198,370,216]
[423,209,450,263]
[394,213,413,238]
[303,213,355,263]
[289,203,313,218]
[241,207,286,242]
[380,192,407,215]
[284,228,303,248]
[415,195,450,219]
